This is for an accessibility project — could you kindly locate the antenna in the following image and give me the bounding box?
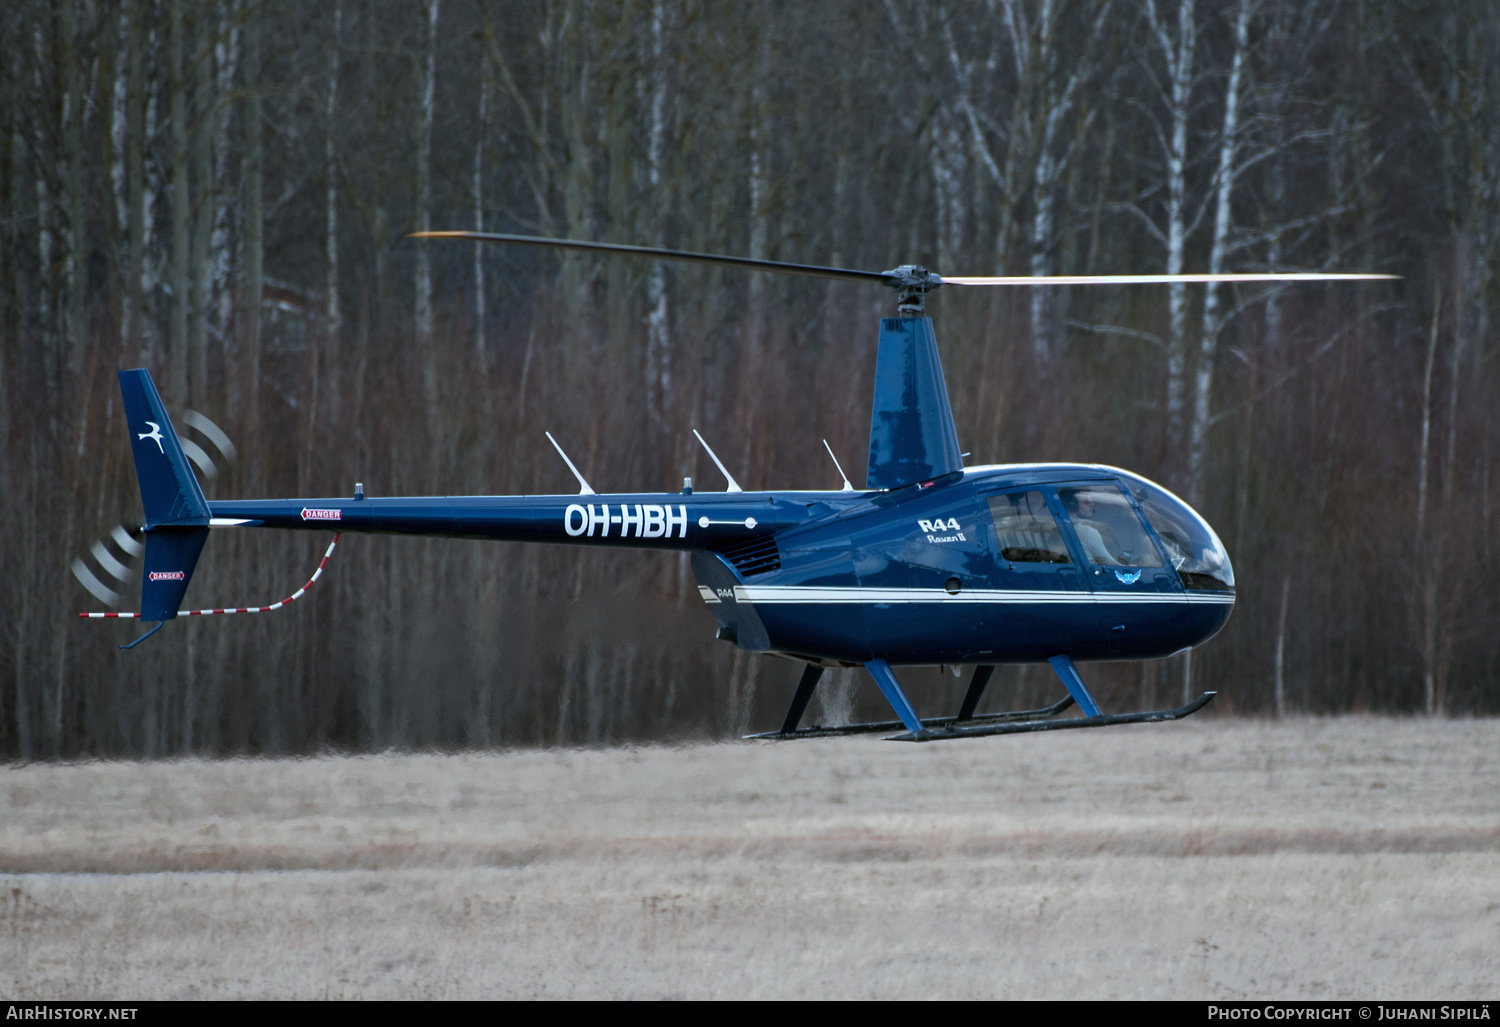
[692,430,744,493]
[545,432,596,495]
[822,440,855,491]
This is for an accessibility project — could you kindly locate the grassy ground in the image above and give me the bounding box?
[2,716,1497,999]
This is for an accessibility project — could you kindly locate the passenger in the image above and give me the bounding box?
[1070,491,1120,565]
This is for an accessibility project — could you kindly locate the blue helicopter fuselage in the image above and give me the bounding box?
[208,461,1233,668]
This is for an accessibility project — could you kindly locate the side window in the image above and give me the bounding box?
[986,490,1071,564]
[1056,486,1163,567]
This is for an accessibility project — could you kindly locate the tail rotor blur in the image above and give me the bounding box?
[70,402,237,609]
[179,409,238,479]
[70,523,145,608]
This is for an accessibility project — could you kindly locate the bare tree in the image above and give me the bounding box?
[1142,0,1196,471]
[168,0,189,406]
[1184,0,1251,506]
[241,8,263,433]
[416,0,441,448]
[326,1,342,346]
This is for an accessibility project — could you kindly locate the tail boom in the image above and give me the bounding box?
[204,492,833,549]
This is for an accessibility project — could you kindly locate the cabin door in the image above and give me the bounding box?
[979,488,1092,659]
[1052,482,1184,654]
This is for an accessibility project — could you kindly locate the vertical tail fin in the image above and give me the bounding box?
[119,369,211,620]
[119,369,211,525]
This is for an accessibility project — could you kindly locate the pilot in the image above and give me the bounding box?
[1070,491,1120,565]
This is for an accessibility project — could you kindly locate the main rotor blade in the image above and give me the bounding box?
[411,231,892,286]
[940,272,1398,286]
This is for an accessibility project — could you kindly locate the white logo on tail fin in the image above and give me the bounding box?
[138,422,164,453]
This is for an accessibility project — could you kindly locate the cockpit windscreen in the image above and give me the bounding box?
[1115,472,1235,591]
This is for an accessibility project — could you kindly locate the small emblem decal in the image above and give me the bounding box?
[1114,569,1143,584]
[918,517,966,543]
[301,508,342,521]
[918,518,962,533]
[149,571,185,581]
[138,421,165,453]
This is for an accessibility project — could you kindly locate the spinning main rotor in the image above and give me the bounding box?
[412,230,1395,314]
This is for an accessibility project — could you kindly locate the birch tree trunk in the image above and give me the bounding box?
[123,1,146,361]
[168,0,190,406]
[483,7,558,239]
[1417,297,1439,716]
[1185,0,1250,507]
[242,10,263,433]
[747,29,772,274]
[211,5,239,399]
[1027,0,1059,361]
[1273,576,1290,717]
[1027,0,1111,362]
[326,0,342,361]
[560,0,594,315]
[644,0,670,427]
[992,0,1039,273]
[1145,0,1195,470]
[0,72,14,399]
[361,10,390,320]
[34,21,59,405]
[603,4,639,359]
[109,6,129,343]
[938,7,989,268]
[472,54,487,375]
[416,0,441,448]
[61,0,86,381]
[189,5,215,405]
[741,23,774,478]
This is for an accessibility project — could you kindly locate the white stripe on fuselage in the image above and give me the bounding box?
[721,586,1234,606]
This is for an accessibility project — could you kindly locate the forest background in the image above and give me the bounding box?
[2,0,1497,759]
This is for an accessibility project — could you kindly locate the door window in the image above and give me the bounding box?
[986,490,1071,564]
[1056,486,1163,567]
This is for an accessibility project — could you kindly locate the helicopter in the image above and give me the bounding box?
[82,233,1392,741]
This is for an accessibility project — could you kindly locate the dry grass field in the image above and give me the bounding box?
[2,716,1498,1000]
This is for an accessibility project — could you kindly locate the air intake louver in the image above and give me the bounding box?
[710,534,781,577]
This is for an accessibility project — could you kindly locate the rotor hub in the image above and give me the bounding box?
[882,265,944,315]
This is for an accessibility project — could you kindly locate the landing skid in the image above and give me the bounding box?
[744,694,1077,740]
[889,691,1217,742]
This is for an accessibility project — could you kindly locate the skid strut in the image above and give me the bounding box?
[1047,654,1102,717]
[778,664,826,735]
[750,661,1076,740]
[750,653,1215,742]
[955,665,995,722]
